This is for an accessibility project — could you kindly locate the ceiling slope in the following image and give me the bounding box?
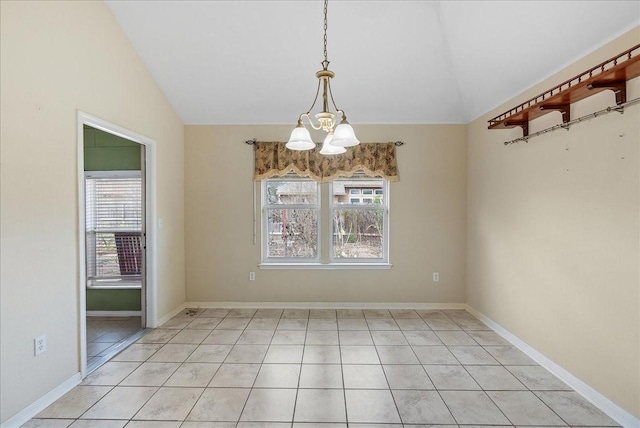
[106,1,640,125]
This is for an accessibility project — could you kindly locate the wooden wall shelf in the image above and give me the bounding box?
[488,44,640,136]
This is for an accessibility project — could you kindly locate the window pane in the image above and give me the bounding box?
[333,180,384,205]
[266,181,317,205]
[93,232,119,276]
[332,208,384,259]
[266,208,317,258]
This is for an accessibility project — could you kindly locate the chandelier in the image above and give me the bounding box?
[286,0,360,155]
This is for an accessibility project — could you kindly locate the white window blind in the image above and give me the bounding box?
[85,172,142,282]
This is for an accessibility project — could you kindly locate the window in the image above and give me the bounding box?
[85,171,142,287]
[262,178,319,262]
[261,174,389,267]
[331,178,388,263]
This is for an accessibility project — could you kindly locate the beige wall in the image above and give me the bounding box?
[185,125,467,303]
[0,1,185,422]
[466,27,640,417]
[2,0,636,421]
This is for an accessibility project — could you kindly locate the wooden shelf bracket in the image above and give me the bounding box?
[539,103,571,123]
[504,120,529,137]
[587,80,626,104]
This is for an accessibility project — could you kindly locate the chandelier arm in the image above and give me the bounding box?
[303,78,323,118]
[326,78,342,117]
[300,113,324,131]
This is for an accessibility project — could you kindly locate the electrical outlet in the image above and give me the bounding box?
[433,272,440,282]
[249,272,255,281]
[35,335,46,356]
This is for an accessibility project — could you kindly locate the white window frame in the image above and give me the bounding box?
[261,177,320,264]
[330,178,389,265]
[85,170,143,289]
[259,174,391,269]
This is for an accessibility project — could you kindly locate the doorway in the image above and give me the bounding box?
[78,113,157,376]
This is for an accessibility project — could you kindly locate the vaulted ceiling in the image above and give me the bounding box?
[106,1,639,125]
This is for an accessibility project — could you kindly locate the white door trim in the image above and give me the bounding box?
[77,111,158,377]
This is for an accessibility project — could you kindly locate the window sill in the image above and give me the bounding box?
[87,279,142,290]
[259,263,392,270]
[87,285,142,290]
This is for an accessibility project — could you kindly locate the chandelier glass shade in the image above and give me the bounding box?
[286,0,359,154]
[319,130,346,155]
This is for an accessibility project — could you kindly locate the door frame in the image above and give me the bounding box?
[77,111,157,377]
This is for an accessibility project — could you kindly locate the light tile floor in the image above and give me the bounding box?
[86,317,143,370]
[26,308,620,427]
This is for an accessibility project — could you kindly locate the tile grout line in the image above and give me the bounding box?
[289,309,309,425]
[336,309,349,425]
[222,308,262,424]
[180,308,223,425]
[372,310,404,424]
[431,310,477,426]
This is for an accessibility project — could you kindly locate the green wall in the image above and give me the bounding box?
[86,289,141,311]
[84,125,141,171]
[85,126,142,312]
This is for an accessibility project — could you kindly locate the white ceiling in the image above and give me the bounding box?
[106,1,639,125]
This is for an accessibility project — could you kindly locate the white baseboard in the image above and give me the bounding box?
[465,305,639,428]
[86,310,142,317]
[184,301,467,310]
[1,373,81,428]
[155,302,187,327]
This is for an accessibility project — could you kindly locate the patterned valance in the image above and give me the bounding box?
[253,141,399,182]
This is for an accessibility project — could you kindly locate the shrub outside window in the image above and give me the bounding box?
[330,178,389,263]
[262,179,319,262]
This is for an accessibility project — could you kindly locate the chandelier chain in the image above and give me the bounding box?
[323,0,328,66]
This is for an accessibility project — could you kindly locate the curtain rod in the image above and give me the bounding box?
[504,97,640,146]
[244,139,404,147]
